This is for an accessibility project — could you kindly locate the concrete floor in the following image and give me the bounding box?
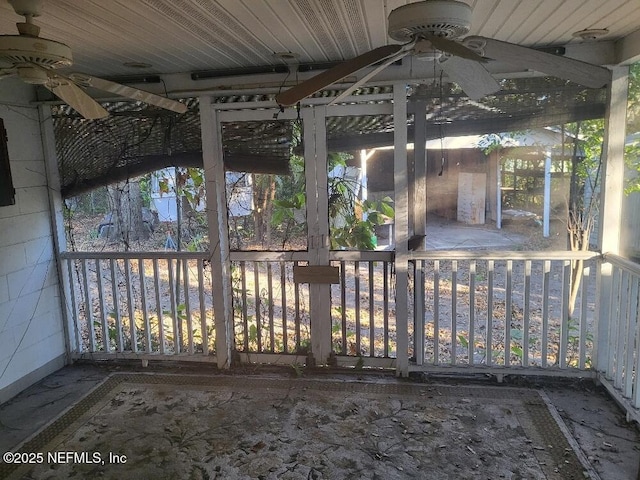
[0,362,638,479]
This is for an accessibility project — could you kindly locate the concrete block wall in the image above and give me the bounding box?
[0,78,66,404]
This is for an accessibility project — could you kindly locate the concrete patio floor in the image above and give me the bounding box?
[0,362,638,479]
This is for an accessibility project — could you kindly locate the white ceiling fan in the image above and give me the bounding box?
[275,0,612,107]
[0,0,187,119]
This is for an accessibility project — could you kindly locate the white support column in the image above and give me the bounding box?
[310,106,332,364]
[200,96,233,369]
[39,106,75,360]
[595,66,627,372]
[543,151,552,238]
[412,100,427,365]
[394,82,410,376]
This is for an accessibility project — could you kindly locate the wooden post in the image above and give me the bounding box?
[595,66,627,373]
[39,106,75,360]
[200,96,233,369]
[394,83,410,377]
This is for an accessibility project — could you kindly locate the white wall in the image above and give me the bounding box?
[0,78,66,404]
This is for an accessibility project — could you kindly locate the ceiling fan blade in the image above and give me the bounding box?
[424,35,486,63]
[439,55,501,100]
[329,49,409,105]
[44,75,108,119]
[466,36,611,88]
[276,44,405,107]
[68,73,188,114]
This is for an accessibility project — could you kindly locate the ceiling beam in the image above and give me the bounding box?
[616,28,640,65]
[322,104,606,152]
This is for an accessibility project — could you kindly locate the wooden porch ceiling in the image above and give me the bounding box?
[55,77,606,198]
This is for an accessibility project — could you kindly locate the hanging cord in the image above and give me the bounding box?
[438,70,447,176]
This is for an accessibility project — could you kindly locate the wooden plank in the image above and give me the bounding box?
[109,259,123,352]
[198,259,208,355]
[469,261,476,365]
[293,265,340,284]
[124,259,137,353]
[451,261,458,365]
[487,260,494,367]
[138,258,151,353]
[523,260,531,367]
[81,260,95,352]
[542,260,550,367]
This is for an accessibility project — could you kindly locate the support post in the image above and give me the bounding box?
[39,106,75,361]
[412,100,427,365]
[306,106,332,365]
[595,66,627,372]
[200,96,233,369]
[394,82,410,377]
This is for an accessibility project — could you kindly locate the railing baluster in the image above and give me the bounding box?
[505,260,512,367]
[523,260,531,367]
[633,278,640,409]
[340,261,347,355]
[294,261,301,351]
[123,259,137,353]
[109,258,123,352]
[615,270,630,389]
[414,260,425,365]
[623,273,637,397]
[240,261,248,351]
[95,259,110,352]
[383,261,390,357]
[66,259,81,352]
[81,259,95,352]
[369,261,375,357]
[267,263,275,352]
[198,259,208,355]
[167,258,179,354]
[579,263,589,369]
[139,258,151,353]
[183,259,194,354]
[354,261,361,355]
[434,260,440,365]
[280,262,288,354]
[560,260,570,368]
[542,260,550,368]
[487,260,494,366]
[607,267,622,380]
[254,261,262,352]
[451,260,457,365]
[469,261,476,365]
[153,258,165,354]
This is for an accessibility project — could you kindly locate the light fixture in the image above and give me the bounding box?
[123,61,153,69]
[272,51,298,60]
[572,29,609,41]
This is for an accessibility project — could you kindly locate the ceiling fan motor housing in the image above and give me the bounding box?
[388,0,472,42]
[0,35,73,71]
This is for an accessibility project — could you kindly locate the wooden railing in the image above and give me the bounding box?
[597,253,640,423]
[407,251,599,377]
[61,252,216,361]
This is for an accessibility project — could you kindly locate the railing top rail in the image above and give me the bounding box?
[330,251,395,262]
[408,250,600,261]
[602,252,640,276]
[230,251,310,262]
[60,251,213,260]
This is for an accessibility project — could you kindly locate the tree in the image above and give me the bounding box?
[107,180,147,249]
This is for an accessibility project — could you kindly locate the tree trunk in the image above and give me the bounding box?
[108,181,148,249]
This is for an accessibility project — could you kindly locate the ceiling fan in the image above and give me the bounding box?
[275,0,611,107]
[0,0,187,119]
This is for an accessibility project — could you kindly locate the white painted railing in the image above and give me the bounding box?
[229,252,311,358]
[408,251,599,375]
[330,251,396,366]
[62,249,636,390]
[61,252,216,361]
[597,253,640,423]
